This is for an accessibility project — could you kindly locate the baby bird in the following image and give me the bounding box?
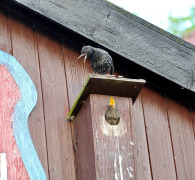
[105,97,120,125]
[78,45,114,75]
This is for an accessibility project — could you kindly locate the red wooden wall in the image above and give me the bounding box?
[0,7,194,180]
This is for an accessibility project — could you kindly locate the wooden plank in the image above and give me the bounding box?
[7,0,195,93]
[192,106,195,137]
[91,95,135,179]
[166,97,195,180]
[36,28,76,180]
[8,12,49,178]
[63,42,91,108]
[73,96,96,180]
[132,95,152,180]
[68,74,145,120]
[0,7,12,54]
[62,41,93,172]
[74,94,135,179]
[141,87,177,180]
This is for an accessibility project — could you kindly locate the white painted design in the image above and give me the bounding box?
[130,142,134,146]
[119,155,123,180]
[126,167,134,178]
[0,153,7,180]
[100,115,127,136]
[130,166,133,171]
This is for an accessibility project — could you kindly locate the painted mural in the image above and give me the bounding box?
[0,50,46,179]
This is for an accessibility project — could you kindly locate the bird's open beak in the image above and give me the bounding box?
[78,53,87,63]
[109,97,115,106]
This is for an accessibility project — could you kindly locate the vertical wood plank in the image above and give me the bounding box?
[74,97,96,180]
[74,95,135,179]
[63,43,91,108]
[63,43,92,157]
[166,97,195,180]
[36,29,76,180]
[0,8,12,54]
[8,12,49,178]
[141,87,177,180]
[132,95,152,180]
[91,95,135,179]
[191,106,195,138]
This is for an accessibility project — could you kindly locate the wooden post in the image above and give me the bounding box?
[69,74,145,180]
[74,94,135,179]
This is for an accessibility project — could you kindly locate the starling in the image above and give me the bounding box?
[78,45,114,75]
[105,97,120,125]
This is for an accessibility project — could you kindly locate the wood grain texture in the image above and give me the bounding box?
[74,94,135,179]
[166,97,195,180]
[9,0,195,93]
[36,29,76,180]
[63,42,91,108]
[91,95,135,179]
[192,106,195,138]
[8,12,49,178]
[74,96,96,180]
[132,95,152,180]
[141,87,177,180]
[0,8,12,54]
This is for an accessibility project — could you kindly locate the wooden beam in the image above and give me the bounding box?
[5,0,195,93]
[74,94,135,179]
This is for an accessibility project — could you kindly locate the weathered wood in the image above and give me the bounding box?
[0,8,12,54]
[192,106,195,137]
[36,28,76,180]
[132,96,152,180]
[141,87,177,180]
[8,12,49,178]
[63,42,91,108]
[74,94,135,179]
[63,42,93,170]
[166,97,195,180]
[6,0,195,93]
[74,96,96,180]
[68,74,145,120]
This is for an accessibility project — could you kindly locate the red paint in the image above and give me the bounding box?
[0,65,29,179]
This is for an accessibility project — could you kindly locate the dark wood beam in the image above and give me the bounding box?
[6,0,195,93]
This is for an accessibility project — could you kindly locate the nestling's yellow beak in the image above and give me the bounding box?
[109,97,115,106]
[78,53,87,63]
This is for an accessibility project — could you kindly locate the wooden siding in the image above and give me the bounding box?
[0,7,194,180]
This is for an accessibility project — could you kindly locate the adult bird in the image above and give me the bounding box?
[78,45,114,75]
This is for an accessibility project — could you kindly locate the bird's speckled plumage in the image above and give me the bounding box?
[80,45,114,75]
